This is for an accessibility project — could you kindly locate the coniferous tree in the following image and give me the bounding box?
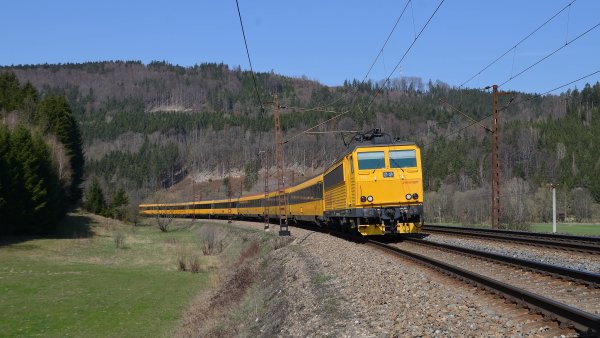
[0,72,22,111]
[1,126,65,234]
[84,178,107,215]
[110,188,129,220]
[37,95,84,203]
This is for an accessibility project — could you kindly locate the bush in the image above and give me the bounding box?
[199,226,223,255]
[272,236,292,250]
[114,232,126,248]
[177,255,187,271]
[189,256,201,273]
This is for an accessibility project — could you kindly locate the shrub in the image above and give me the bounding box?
[177,255,187,271]
[272,236,292,250]
[189,256,201,273]
[200,226,223,255]
[114,232,125,248]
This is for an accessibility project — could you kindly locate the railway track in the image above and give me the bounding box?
[423,224,600,254]
[367,238,600,335]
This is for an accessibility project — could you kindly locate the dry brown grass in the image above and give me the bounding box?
[113,232,126,248]
[177,241,262,337]
[188,256,201,273]
[272,236,293,250]
[199,225,224,255]
[177,255,187,271]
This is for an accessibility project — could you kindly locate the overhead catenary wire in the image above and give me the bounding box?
[459,0,577,89]
[285,0,445,144]
[281,0,416,142]
[426,70,600,147]
[499,69,600,112]
[356,0,445,115]
[235,0,265,114]
[282,0,413,115]
[499,21,600,87]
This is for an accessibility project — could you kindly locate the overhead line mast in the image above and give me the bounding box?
[273,95,290,236]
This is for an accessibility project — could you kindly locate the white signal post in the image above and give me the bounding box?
[550,183,559,233]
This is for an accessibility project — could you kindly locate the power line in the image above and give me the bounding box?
[357,0,445,114]
[427,70,600,147]
[235,0,265,113]
[500,69,600,111]
[290,0,445,142]
[361,0,412,86]
[460,0,577,89]
[283,0,413,115]
[499,21,600,87]
[280,0,415,141]
[283,108,351,144]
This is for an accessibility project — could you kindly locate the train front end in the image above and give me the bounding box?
[323,132,424,236]
[352,142,423,235]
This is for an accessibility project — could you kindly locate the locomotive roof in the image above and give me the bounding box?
[329,140,416,167]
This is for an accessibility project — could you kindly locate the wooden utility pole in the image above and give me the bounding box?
[273,95,290,236]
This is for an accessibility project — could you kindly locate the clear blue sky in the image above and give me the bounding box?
[1,0,598,94]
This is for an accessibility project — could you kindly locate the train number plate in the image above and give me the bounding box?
[383,171,394,178]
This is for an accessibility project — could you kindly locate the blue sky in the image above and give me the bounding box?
[1,0,598,94]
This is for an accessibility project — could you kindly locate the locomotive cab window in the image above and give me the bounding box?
[357,151,385,170]
[389,150,417,168]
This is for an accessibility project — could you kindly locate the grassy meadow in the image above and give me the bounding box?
[529,223,600,236]
[428,222,600,236]
[0,212,223,337]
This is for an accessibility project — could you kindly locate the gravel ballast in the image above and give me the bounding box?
[209,220,578,337]
[422,233,600,274]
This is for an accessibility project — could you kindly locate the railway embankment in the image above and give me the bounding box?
[212,220,579,337]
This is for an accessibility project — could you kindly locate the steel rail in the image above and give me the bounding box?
[423,225,600,254]
[367,239,600,334]
[404,237,600,286]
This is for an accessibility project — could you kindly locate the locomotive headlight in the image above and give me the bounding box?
[412,193,419,200]
[367,195,374,202]
[360,196,367,203]
[405,193,412,200]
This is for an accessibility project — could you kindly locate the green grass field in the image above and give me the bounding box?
[0,213,214,337]
[429,222,600,236]
[529,223,600,236]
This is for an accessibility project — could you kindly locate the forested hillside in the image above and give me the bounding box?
[0,73,84,234]
[2,61,599,226]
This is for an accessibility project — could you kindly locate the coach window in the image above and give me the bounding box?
[357,151,385,170]
[389,150,417,168]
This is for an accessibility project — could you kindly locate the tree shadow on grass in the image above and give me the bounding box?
[0,213,94,247]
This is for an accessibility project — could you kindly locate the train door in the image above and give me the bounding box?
[347,155,356,208]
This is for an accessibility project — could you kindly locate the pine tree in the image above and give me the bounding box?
[84,178,107,215]
[6,126,64,234]
[110,187,129,220]
[37,95,84,203]
[0,72,23,111]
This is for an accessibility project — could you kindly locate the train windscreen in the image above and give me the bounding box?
[389,150,417,168]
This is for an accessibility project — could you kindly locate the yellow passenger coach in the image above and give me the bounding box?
[140,129,424,236]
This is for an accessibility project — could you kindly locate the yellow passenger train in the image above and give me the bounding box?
[140,129,424,236]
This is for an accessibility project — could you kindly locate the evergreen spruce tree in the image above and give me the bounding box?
[0,72,22,111]
[7,126,64,234]
[84,178,107,215]
[37,95,84,203]
[0,125,12,233]
[110,187,129,220]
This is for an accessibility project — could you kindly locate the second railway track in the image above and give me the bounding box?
[422,224,600,254]
[366,237,600,335]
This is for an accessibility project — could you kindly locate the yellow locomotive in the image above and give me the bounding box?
[139,129,423,236]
